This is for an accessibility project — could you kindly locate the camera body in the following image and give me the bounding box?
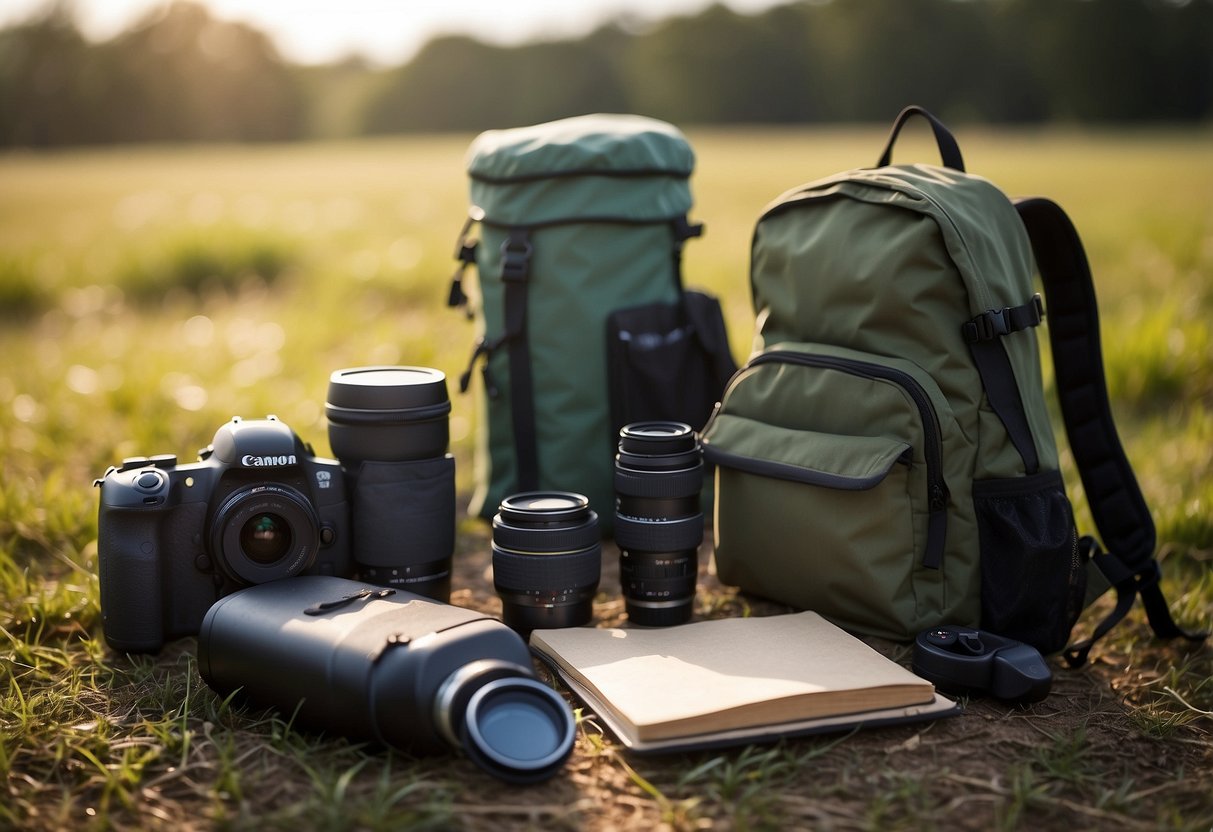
[96,416,350,653]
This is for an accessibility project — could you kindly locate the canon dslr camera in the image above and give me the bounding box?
[95,415,350,653]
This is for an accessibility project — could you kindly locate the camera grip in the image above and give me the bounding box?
[97,508,165,653]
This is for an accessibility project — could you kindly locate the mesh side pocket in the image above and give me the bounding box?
[974,470,1085,654]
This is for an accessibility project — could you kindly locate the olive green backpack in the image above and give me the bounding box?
[701,106,1203,664]
[449,114,734,531]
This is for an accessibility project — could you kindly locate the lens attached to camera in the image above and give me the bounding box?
[327,366,455,601]
[614,421,704,627]
[211,483,320,584]
[491,491,601,635]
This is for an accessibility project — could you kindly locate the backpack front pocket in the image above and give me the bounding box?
[701,343,974,640]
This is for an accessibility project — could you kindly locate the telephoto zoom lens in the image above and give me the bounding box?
[614,422,704,627]
[492,492,601,635]
[326,366,455,601]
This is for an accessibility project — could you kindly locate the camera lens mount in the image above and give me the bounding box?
[211,484,320,584]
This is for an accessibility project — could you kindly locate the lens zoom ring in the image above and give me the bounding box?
[492,545,602,590]
[614,513,704,552]
[613,466,703,500]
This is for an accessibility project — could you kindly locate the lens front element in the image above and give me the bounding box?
[212,484,319,584]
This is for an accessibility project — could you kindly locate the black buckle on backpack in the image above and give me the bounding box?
[499,231,533,283]
[962,294,1045,343]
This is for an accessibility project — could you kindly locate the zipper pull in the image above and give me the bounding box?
[929,482,948,512]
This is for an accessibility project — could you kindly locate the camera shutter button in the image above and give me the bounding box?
[135,470,164,491]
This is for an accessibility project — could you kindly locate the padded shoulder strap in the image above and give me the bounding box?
[1015,197,1205,665]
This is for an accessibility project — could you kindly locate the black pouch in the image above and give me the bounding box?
[606,289,737,435]
[350,456,455,600]
[974,469,1087,654]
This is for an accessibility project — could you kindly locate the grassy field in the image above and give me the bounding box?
[1,126,1211,830]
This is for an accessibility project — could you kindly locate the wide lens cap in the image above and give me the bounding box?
[326,366,451,425]
[326,366,451,462]
[460,677,575,784]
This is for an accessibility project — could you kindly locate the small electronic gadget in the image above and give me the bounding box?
[912,627,1052,703]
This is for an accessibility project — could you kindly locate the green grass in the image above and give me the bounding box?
[1,127,1211,830]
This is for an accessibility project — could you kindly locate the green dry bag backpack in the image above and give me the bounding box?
[450,114,734,531]
[701,106,1203,664]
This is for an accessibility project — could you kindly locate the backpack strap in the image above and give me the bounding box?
[1014,196,1206,666]
[499,228,540,492]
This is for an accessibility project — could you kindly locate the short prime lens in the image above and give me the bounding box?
[491,492,601,635]
[614,422,704,626]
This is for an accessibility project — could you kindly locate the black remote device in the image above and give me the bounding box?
[912,627,1052,703]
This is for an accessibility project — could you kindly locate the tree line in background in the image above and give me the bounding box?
[1,0,1210,146]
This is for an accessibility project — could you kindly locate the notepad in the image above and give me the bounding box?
[531,611,957,752]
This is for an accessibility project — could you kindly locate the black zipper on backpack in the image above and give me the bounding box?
[747,351,949,570]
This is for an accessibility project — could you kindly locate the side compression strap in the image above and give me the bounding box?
[1015,197,1206,666]
[500,228,539,492]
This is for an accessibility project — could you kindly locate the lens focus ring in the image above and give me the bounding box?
[491,544,602,590]
[613,466,703,500]
[614,513,704,553]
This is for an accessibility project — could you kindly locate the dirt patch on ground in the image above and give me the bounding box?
[441,523,1212,831]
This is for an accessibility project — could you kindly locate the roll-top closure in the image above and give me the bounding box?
[466,114,695,227]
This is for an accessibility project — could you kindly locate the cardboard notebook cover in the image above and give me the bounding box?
[530,611,958,753]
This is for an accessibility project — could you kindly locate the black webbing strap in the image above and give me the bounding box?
[1015,196,1206,666]
[671,215,703,290]
[500,228,539,492]
[876,105,966,172]
[962,294,1045,474]
[447,213,479,311]
[967,337,1040,475]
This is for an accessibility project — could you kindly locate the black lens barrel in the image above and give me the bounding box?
[327,366,455,601]
[614,422,704,627]
[492,492,601,635]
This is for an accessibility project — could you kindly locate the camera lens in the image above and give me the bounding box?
[614,422,704,627]
[240,513,293,564]
[491,492,601,635]
[326,366,455,601]
[212,484,320,584]
[433,659,576,784]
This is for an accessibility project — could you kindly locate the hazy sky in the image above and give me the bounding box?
[1,0,788,64]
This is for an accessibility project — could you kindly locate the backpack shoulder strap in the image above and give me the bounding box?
[1014,197,1206,666]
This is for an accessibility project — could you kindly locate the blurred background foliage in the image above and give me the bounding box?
[1,0,1210,147]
